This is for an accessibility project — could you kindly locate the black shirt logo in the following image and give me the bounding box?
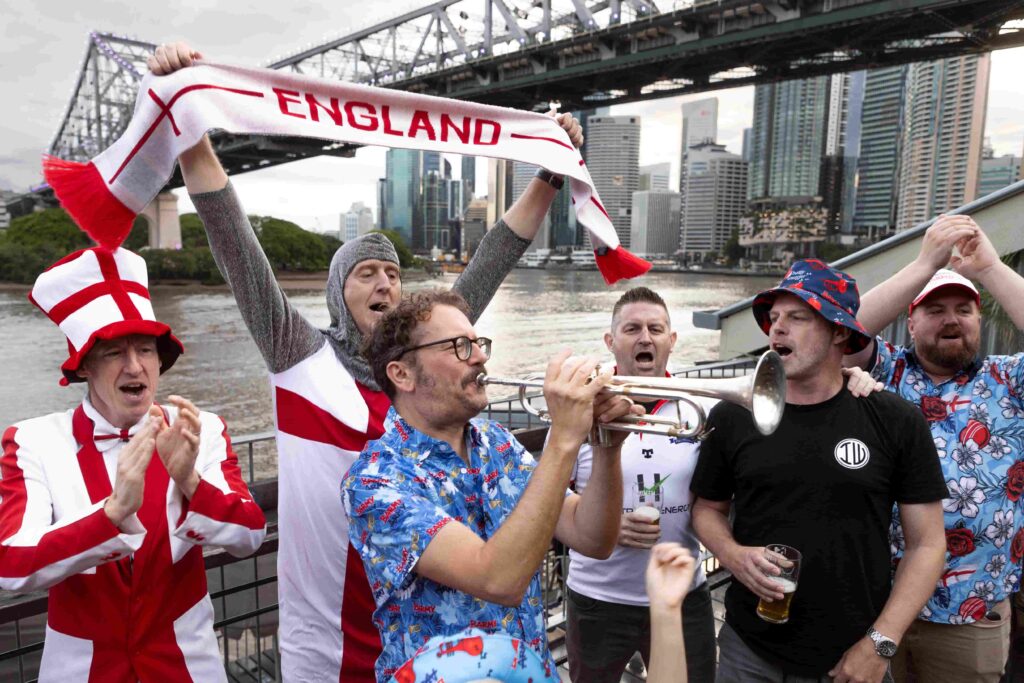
[834,438,870,470]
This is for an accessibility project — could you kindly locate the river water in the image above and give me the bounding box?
[0,269,774,442]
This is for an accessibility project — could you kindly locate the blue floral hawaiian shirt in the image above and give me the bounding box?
[341,407,556,681]
[873,340,1024,624]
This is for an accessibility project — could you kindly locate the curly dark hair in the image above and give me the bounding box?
[363,289,471,400]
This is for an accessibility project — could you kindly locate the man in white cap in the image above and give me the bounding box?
[0,246,266,682]
[148,41,585,682]
[846,214,1024,682]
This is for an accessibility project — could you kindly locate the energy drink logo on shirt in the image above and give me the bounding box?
[635,473,671,503]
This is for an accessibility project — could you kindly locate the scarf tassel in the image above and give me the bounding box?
[42,155,136,249]
[595,246,652,284]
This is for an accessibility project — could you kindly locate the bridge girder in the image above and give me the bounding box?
[48,0,1024,186]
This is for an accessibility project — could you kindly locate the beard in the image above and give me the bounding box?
[917,326,979,371]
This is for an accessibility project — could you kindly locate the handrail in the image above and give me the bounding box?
[0,355,755,680]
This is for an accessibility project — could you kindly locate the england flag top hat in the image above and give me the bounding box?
[29,246,183,385]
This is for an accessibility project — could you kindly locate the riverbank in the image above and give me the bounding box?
[0,267,443,292]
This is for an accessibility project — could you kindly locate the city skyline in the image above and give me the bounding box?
[1,3,1023,235]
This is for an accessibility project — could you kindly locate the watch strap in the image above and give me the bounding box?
[534,168,565,190]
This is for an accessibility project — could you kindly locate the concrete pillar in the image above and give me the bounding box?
[139,191,182,249]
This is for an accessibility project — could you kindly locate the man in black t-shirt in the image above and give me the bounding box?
[691,259,947,683]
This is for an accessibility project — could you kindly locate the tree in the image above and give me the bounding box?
[723,228,744,266]
[2,208,92,253]
[123,216,150,251]
[251,215,331,272]
[371,229,416,268]
[180,213,210,248]
[982,249,1024,353]
[0,209,93,283]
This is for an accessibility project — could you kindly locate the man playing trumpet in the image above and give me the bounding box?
[342,289,640,681]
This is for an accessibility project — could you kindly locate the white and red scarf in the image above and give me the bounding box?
[44,61,649,284]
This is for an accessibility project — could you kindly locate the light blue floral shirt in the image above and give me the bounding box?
[873,340,1024,624]
[342,407,555,681]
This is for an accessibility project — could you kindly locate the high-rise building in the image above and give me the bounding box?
[550,184,574,248]
[741,128,752,163]
[681,98,719,151]
[848,65,907,236]
[486,158,513,229]
[639,163,671,191]
[376,178,387,231]
[342,202,374,242]
[631,190,681,257]
[679,142,749,257]
[512,162,551,252]
[748,76,837,200]
[461,156,476,212]
[896,54,990,230]
[342,213,358,242]
[420,168,451,251]
[462,198,489,258]
[586,115,641,248]
[383,149,422,246]
[979,153,1022,198]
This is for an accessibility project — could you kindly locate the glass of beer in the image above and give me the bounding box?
[756,544,801,624]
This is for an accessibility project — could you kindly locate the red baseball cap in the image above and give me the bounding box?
[909,269,980,314]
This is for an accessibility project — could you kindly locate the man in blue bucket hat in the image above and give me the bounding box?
[691,259,948,683]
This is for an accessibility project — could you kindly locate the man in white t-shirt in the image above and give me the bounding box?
[564,286,716,682]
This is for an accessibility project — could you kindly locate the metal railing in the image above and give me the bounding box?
[0,356,756,681]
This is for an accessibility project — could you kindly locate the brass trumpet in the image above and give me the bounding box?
[476,350,786,441]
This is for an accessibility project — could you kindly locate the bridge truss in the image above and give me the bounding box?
[49,0,1024,185]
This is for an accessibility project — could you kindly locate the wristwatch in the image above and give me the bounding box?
[534,168,565,190]
[866,627,898,658]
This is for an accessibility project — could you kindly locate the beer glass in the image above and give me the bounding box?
[756,544,801,624]
[629,479,664,526]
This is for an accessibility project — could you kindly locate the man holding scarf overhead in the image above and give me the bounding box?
[147,41,584,683]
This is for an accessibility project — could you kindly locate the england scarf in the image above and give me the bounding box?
[43,61,650,284]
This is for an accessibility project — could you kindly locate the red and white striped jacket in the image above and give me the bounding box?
[272,342,388,682]
[0,399,266,682]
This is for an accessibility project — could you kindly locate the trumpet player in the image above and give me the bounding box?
[691,260,947,683]
[341,289,641,681]
[562,286,717,683]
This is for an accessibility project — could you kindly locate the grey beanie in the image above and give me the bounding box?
[324,232,401,389]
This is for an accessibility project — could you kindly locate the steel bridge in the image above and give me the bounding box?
[50,0,1024,185]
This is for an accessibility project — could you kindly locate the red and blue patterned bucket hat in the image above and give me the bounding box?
[752,258,871,353]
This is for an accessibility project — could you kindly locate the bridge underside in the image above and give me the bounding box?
[387,0,1024,110]
[44,0,1024,195]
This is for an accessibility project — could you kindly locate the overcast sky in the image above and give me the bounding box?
[2,1,1022,232]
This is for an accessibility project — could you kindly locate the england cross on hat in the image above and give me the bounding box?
[751,258,872,353]
[29,246,184,385]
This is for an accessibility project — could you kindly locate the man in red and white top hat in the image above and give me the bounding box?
[0,245,267,682]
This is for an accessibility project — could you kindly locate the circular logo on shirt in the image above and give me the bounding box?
[834,439,870,470]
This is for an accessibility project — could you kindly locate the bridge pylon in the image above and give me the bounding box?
[138,192,182,250]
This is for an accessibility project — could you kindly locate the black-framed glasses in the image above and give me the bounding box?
[399,335,492,361]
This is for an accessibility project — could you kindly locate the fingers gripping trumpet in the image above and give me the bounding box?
[476,351,786,442]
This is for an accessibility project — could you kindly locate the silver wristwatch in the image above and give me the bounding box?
[866,627,898,658]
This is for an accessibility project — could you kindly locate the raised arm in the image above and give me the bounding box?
[856,215,979,335]
[951,225,1024,331]
[149,43,322,373]
[454,114,583,321]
